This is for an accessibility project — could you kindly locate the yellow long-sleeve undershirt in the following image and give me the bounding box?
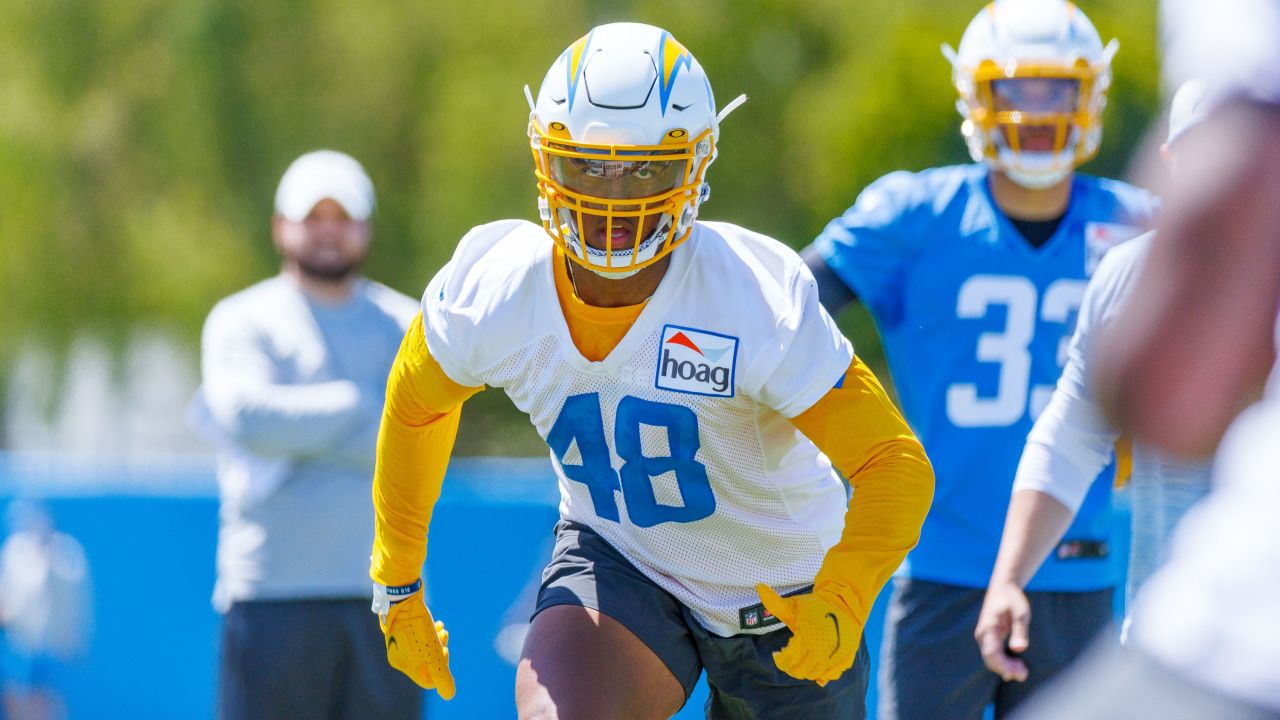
[371,254,933,610]
[370,314,479,586]
[550,247,648,362]
[791,359,934,623]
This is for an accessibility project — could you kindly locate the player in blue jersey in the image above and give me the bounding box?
[799,1,1158,718]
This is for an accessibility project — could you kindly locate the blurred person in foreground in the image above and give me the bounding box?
[974,78,1214,686]
[1008,0,1280,717]
[369,22,933,719]
[798,1,1157,717]
[0,500,91,720]
[188,150,421,720]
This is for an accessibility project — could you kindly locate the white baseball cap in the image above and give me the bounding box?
[274,150,375,222]
[1166,79,1211,146]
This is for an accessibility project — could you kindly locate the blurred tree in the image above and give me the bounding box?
[0,0,1159,454]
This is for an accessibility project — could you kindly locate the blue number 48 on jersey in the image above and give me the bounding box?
[547,393,716,528]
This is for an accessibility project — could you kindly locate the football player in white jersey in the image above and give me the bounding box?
[1008,1,1280,717]
[366,22,934,720]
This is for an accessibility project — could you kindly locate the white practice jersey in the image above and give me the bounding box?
[1013,234,1212,610]
[1128,4,1280,708]
[1015,235,1211,513]
[422,219,854,636]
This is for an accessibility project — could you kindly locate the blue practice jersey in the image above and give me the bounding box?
[815,164,1158,590]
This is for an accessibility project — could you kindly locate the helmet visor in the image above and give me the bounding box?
[529,124,715,274]
[548,154,686,200]
[991,78,1080,114]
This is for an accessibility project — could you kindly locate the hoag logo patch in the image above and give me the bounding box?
[655,325,738,397]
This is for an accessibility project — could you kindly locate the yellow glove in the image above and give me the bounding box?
[756,584,862,686]
[376,584,455,700]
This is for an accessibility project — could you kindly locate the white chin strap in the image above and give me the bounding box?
[584,265,642,279]
[994,149,1074,189]
[558,210,674,279]
[982,124,1079,189]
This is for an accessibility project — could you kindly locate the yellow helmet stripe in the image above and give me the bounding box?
[658,31,693,115]
[566,30,595,111]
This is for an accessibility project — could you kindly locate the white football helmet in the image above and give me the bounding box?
[944,0,1118,189]
[528,23,745,276]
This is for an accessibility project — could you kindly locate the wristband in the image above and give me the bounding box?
[386,578,423,601]
[372,578,423,616]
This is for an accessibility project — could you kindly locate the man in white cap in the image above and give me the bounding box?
[974,79,1214,685]
[189,150,421,719]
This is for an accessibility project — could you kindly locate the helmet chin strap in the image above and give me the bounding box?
[1002,168,1071,190]
[995,150,1074,189]
[583,264,643,279]
[984,125,1077,189]
[557,208,675,278]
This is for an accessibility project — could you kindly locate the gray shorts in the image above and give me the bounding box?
[534,520,870,720]
[878,577,1112,720]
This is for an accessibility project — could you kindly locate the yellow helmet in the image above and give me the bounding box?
[944,0,1118,188]
[528,23,742,276]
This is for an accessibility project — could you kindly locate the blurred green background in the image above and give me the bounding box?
[0,0,1160,455]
